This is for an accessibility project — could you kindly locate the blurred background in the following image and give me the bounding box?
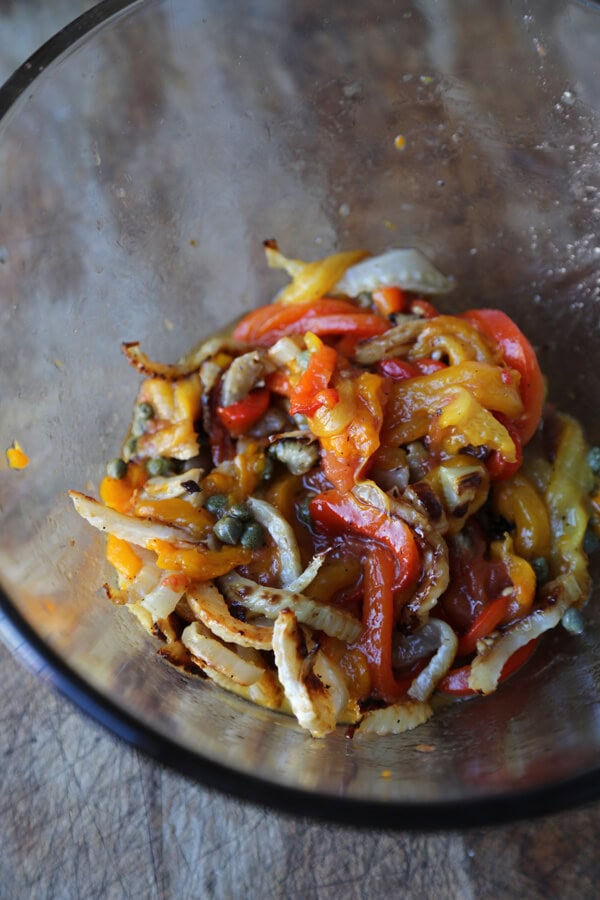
[0,1,94,82]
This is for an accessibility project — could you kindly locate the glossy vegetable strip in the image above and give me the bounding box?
[148,538,251,579]
[232,298,388,346]
[289,337,338,416]
[463,309,544,444]
[358,545,411,701]
[456,595,511,657]
[371,286,407,316]
[264,242,367,306]
[493,471,551,558]
[438,638,538,696]
[310,488,420,591]
[217,388,270,437]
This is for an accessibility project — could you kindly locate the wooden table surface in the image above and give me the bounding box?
[1,3,599,898]
[2,638,600,899]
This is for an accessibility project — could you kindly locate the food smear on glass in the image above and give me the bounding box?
[69,242,599,738]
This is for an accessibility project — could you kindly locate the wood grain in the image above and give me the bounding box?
[1,640,599,899]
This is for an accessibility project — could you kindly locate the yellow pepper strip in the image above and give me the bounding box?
[106,534,143,581]
[6,441,29,469]
[437,388,517,461]
[266,472,303,522]
[202,468,238,498]
[148,538,251,579]
[319,635,372,700]
[305,555,363,605]
[545,414,593,594]
[490,534,536,619]
[409,315,501,366]
[264,242,368,306]
[140,373,202,422]
[493,472,551,559]
[234,440,267,500]
[133,497,215,541]
[383,361,523,442]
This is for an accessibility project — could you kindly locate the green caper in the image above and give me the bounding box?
[587,446,600,475]
[205,493,228,515]
[241,522,265,549]
[123,436,138,459]
[583,527,600,556]
[106,457,127,479]
[214,515,244,545]
[228,502,252,521]
[137,401,154,420]
[261,455,274,481]
[296,495,315,528]
[146,456,171,477]
[561,607,585,635]
[530,556,550,587]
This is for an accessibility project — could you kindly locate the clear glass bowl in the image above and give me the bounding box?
[0,0,599,828]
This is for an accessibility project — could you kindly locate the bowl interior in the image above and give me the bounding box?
[0,0,599,825]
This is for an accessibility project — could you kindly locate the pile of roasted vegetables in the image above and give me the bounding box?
[70,242,600,737]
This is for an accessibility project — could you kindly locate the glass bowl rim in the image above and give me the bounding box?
[1,0,600,829]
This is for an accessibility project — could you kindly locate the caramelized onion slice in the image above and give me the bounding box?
[69,491,193,548]
[272,610,337,738]
[356,698,433,737]
[181,621,265,686]
[407,619,458,702]
[246,497,302,586]
[219,572,362,643]
[187,581,273,650]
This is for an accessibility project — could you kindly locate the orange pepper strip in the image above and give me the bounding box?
[148,538,251,579]
[100,463,147,513]
[316,372,389,492]
[371,286,407,316]
[100,475,136,513]
[106,534,143,581]
[133,498,215,541]
[6,441,29,469]
[289,341,338,416]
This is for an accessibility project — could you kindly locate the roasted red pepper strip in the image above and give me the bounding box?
[289,342,338,416]
[413,358,447,375]
[463,309,544,444]
[376,358,420,381]
[376,357,447,381]
[358,545,408,701]
[456,595,511,657]
[409,298,439,319]
[310,488,420,592]
[216,388,270,437]
[438,638,539,696]
[232,298,388,346]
